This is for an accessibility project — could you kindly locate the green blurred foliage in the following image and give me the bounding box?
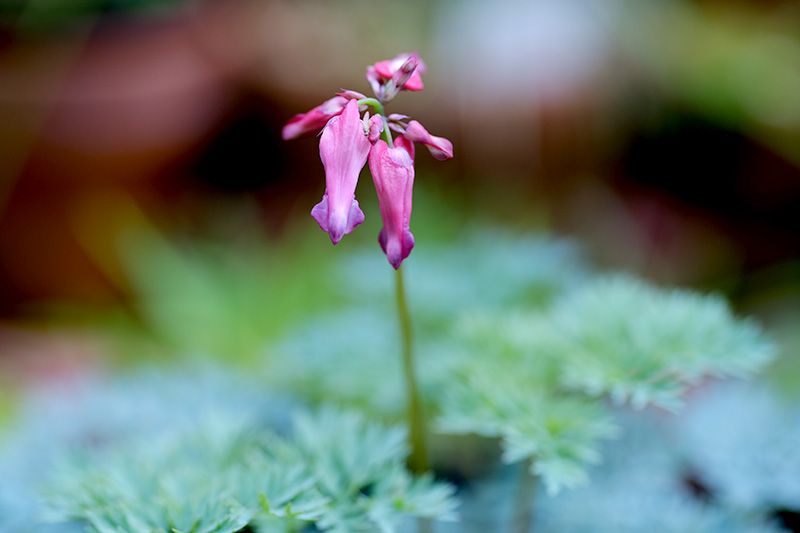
[44,408,456,533]
[117,227,339,365]
[0,0,182,32]
[619,1,800,163]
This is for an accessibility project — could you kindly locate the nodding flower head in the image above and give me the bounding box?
[283,52,452,267]
[311,99,371,244]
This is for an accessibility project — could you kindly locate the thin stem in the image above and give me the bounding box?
[395,266,429,474]
[357,97,384,116]
[381,116,394,148]
[511,460,537,533]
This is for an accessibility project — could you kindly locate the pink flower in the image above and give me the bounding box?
[311,99,371,244]
[403,120,454,160]
[368,52,426,94]
[283,53,453,265]
[369,137,416,269]
[281,91,365,140]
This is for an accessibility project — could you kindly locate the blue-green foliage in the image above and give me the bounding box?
[45,408,457,533]
[1,227,780,531]
[342,231,589,323]
[0,368,455,533]
[289,408,457,532]
[0,367,285,533]
[551,277,776,410]
[436,276,773,494]
[437,313,618,494]
[45,417,262,533]
[270,232,589,417]
[534,407,784,533]
[678,384,800,512]
[434,405,788,532]
[5,372,794,533]
[272,233,774,495]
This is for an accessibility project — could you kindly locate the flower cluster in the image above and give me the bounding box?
[283,53,453,269]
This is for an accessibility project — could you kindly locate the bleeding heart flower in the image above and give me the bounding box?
[369,137,416,269]
[311,99,371,244]
[283,52,453,266]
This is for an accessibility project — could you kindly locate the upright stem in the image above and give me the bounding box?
[381,116,394,147]
[395,266,429,474]
[512,460,537,533]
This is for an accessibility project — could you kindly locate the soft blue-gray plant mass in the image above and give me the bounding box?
[0,230,787,532]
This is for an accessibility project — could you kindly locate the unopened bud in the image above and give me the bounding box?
[389,56,418,94]
[368,115,384,143]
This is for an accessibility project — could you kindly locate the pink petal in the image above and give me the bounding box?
[368,139,416,268]
[394,134,415,160]
[403,120,453,160]
[282,96,347,140]
[314,99,371,244]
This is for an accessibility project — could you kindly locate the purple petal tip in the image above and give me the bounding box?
[379,228,415,269]
[311,195,364,245]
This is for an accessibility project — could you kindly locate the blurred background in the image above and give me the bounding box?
[0,0,799,414]
[2,0,800,530]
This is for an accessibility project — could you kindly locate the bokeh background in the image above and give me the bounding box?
[1,0,800,528]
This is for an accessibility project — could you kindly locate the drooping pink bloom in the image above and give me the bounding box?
[311,99,371,244]
[281,91,365,140]
[403,120,454,160]
[282,96,347,140]
[368,137,416,268]
[368,52,426,93]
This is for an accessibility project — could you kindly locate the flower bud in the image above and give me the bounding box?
[367,115,384,143]
[391,56,419,90]
[366,53,426,101]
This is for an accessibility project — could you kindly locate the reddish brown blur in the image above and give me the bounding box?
[0,0,798,320]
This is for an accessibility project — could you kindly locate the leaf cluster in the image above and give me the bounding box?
[437,275,774,493]
[271,233,775,495]
[44,409,456,533]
